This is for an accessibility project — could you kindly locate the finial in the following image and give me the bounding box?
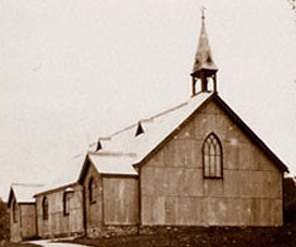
[201,6,206,20]
[191,6,218,96]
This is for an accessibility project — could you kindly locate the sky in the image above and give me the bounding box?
[0,0,295,200]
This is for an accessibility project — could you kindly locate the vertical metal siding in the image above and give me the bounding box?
[140,101,283,226]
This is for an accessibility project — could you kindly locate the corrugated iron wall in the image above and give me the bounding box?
[36,184,84,238]
[10,200,21,242]
[19,204,37,239]
[83,163,103,237]
[10,202,36,242]
[140,101,283,226]
[103,176,138,225]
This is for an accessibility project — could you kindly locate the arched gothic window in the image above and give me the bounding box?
[88,178,97,204]
[202,133,223,178]
[12,200,18,223]
[42,197,49,220]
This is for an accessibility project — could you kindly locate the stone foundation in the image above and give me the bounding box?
[103,225,138,237]
[40,231,84,240]
[87,225,138,238]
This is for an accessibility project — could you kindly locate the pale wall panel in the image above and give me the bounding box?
[103,177,138,225]
[36,184,84,238]
[20,204,36,239]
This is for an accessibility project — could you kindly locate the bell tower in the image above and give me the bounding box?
[191,10,218,96]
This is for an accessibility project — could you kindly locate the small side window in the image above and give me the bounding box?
[63,192,71,216]
[42,197,49,220]
[12,200,18,223]
[88,178,97,204]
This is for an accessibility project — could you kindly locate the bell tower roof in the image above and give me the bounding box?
[192,11,217,75]
[191,10,218,96]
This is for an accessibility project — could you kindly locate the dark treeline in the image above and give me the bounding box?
[0,198,9,240]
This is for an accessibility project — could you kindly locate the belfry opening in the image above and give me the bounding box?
[191,11,218,96]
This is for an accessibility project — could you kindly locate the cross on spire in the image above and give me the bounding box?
[201,6,206,19]
[191,9,218,96]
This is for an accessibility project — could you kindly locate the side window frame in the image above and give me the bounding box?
[42,196,49,220]
[88,178,97,204]
[12,200,18,223]
[63,192,71,216]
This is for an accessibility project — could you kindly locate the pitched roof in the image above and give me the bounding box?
[8,183,45,206]
[33,182,78,197]
[78,93,217,181]
[32,154,86,197]
[94,92,212,163]
[88,152,138,176]
[49,153,86,189]
[80,92,288,180]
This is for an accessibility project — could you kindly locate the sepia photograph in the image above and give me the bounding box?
[0,0,296,246]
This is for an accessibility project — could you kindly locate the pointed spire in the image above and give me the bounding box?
[192,9,217,73]
[191,9,218,96]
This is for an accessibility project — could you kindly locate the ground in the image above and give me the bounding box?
[0,240,42,247]
[11,224,296,247]
[28,240,90,247]
[66,224,296,247]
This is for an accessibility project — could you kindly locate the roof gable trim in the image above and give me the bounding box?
[212,96,288,173]
[134,93,216,167]
[134,94,288,173]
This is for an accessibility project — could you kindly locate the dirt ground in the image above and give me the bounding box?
[27,240,92,247]
[69,224,296,247]
[0,240,42,247]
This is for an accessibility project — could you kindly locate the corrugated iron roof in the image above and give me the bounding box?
[84,93,212,177]
[78,93,213,179]
[89,91,288,174]
[8,183,45,205]
[24,90,288,195]
[88,152,138,176]
[33,182,78,197]
[93,92,213,168]
[33,153,86,196]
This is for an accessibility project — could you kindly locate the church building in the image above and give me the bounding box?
[8,13,288,242]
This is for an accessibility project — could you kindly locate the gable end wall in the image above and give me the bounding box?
[10,198,21,243]
[81,161,139,237]
[82,162,103,238]
[140,100,283,226]
[10,202,36,242]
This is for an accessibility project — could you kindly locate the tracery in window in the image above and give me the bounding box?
[202,132,223,178]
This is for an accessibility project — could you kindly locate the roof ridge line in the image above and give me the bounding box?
[110,123,138,137]
[88,151,137,157]
[104,101,189,138]
[11,183,45,187]
[93,101,188,142]
[144,101,188,121]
